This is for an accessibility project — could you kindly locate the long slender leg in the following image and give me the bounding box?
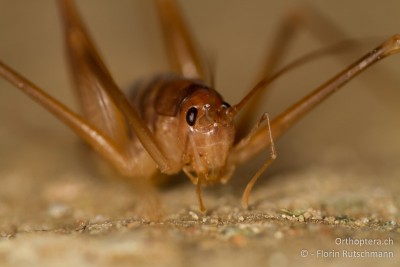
[155,0,209,82]
[233,6,365,116]
[0,60,130,175]
[59,0,131,150]
[58,0,176,173]
[235,3,395,132]
[1,1,178,175]
[303,5,399,107]
[231,34,400,166]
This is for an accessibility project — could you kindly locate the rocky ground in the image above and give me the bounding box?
[0,140,398,267]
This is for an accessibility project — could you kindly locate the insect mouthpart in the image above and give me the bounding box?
[185,114,235,182]
[183,164,230,186]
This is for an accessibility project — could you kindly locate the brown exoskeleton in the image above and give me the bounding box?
[0,0,399,212]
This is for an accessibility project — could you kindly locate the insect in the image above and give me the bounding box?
[0,0,399,212]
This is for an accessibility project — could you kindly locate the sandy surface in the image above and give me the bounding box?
[0,1,399,266]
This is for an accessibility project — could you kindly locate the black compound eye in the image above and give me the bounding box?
[186,107,198,126]
[221,101,231,109]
